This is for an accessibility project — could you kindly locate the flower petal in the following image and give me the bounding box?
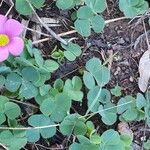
[0,15,7,33]
[4,19,24,37]
[7,37,24,56]
[0,47,9,62]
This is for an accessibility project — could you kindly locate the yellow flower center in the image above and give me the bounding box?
[0,34,10,47]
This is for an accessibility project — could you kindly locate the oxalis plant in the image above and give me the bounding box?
[0,0,150,150]
[1,46,150,149]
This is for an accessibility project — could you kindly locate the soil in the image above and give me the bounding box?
[1,0,150,149]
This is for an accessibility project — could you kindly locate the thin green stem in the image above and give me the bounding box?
[0,124,59,130]
[85,87,102,116]
[80,101,133,121]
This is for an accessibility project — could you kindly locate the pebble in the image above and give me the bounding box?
[117,38,125,44]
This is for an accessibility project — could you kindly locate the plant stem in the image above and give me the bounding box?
[0,124,59,130]
[9,98,38,109]
[85,87,102,116]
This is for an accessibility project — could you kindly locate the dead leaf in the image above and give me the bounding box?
[118,122,133,138]
[138,50,150,92]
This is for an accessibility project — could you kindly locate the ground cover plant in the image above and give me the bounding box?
[0,0,150,149]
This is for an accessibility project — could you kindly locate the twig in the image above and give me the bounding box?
[0,0,4,7]
[5,0,14,17]
[58,30,77,37]
[10,98,38,109]
[0,143,9,150]
[32,30,77,45]
[107,50,113,70]
[24,26,50,37]
[32,17,128,45]
[105,0,110,15]
[143,21,150,50]
[25,0,67,45]
[105,16,128,24]
[35,144,65,150]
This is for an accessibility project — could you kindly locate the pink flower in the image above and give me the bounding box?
[0,14,24,62]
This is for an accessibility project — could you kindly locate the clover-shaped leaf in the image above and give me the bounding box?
[64,76,83,101]
[40,93,71,122]
[85,57,110,87]
[136,93,147,109]
[0,75,5,88]
[111,85,122,97]
[99,103,117,125]
[0,96,21,124]
[119,0,148,18]
[117,96,141,122]
[5,73,22,92]
[19,80,38,99]
[74,19,91,37]
[101,129,120,145]
[87,87,111,112]
[85,0,107,13]
[4,102,21,120]
[0,130,27,150]
[75,6,105,37]
[117,96,135,114]
[83,71,95,89]
[77,6,93,19]
[39,84,51,96]
[15,0,45,15]
[56,0,74,10]
[56,0,81,10]
[60,114,87,136]
[61,42,82,61]
[42,60,59,73]
[144,140,150,150]
[86,57,102,71]
[70,143,99,150]
[91,15,105,33]
[33,48,44,67]
[26,114,56,142]
[99,130,129,150]
[22,67,40,82]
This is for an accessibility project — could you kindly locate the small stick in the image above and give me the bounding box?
[0,143,8,150]
[5,0,14,17]
[32,17,129,45]
[10,98,38,109]
[105,16,128,24]
[32,37,50,44]
[0,0,4,7]
[25,0,67,45]
[24,26,50,37]
[32,30,77,44]
[143,21,150,50]
[58,30,77,36]
[105,0,110,15]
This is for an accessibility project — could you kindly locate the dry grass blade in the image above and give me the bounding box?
[25,0,67,45]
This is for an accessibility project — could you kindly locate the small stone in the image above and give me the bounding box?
[114,67,121,75]
[129,76,134,82]
[117,38,125,44]
[141,136,146,141]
